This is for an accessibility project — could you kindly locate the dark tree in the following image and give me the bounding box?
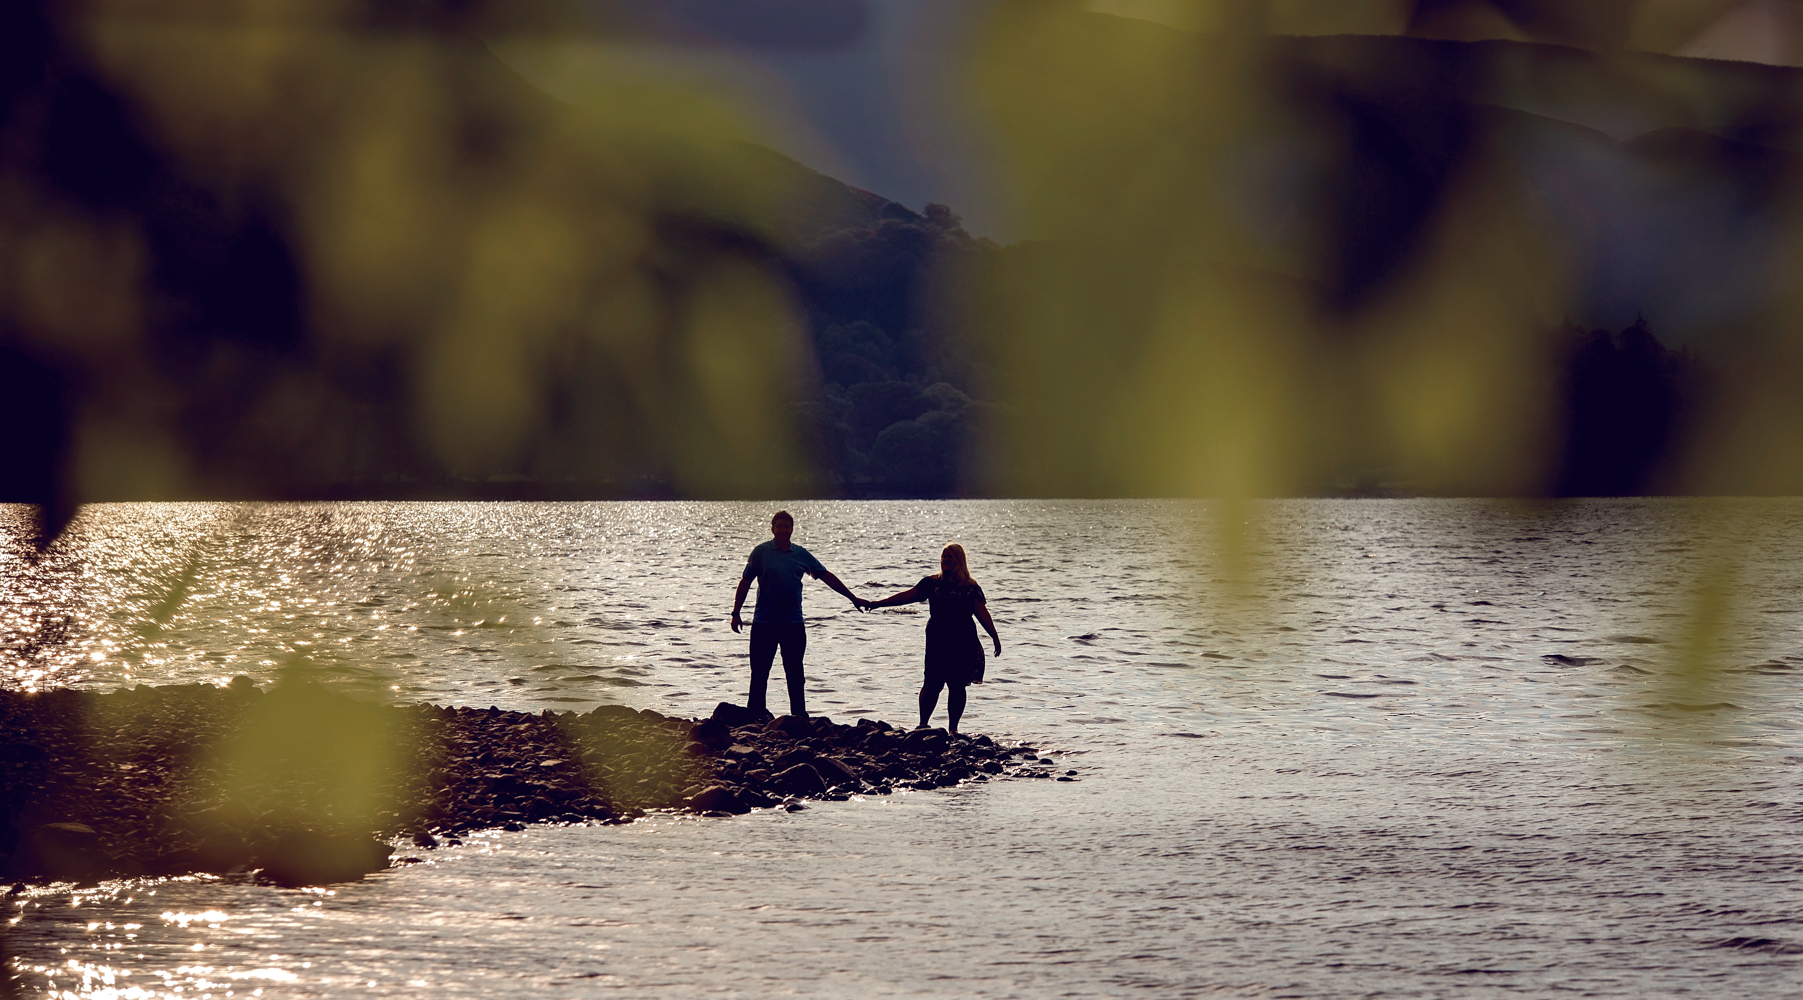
[1553,316,1694,496]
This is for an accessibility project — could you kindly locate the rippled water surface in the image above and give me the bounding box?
[3,499,1801,997]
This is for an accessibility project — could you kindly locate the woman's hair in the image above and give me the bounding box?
[937,543,975,587]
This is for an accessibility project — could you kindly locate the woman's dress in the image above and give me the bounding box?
[917,575,986,686]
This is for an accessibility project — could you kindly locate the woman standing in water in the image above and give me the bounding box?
[864,543,1001,734]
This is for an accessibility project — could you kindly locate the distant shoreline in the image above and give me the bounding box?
[3,489,1767,505]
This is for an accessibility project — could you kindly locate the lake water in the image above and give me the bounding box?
[3,498,1801,998]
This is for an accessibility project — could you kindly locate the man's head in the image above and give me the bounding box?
[770,510,794,545]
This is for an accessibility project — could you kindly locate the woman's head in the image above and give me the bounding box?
[939,543,973,586]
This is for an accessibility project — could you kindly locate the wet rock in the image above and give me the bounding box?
[774,763,828,798]
[687,786,750,815]
[258,830,392,887]
[904,729,949,756]
[815,756,860,786]
[5,822,113,882]
[192,830,257,874]
[737,788,777,809]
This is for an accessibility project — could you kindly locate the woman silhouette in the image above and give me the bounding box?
[865,543,1001,734]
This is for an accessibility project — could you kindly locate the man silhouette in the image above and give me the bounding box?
[730,510,865,718]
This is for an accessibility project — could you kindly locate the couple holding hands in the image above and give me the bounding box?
[729,510,1001,735]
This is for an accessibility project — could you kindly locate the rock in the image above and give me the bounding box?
[687,786,750,815]
[37,822,99,846]
[772,715,814,738]
[691,717,731,747]
[770,747,816,772]
[904,729,949,755]
[773,763,828,798]
[737,788,777,809]
[257,830,392,887]
[10,822,114,881]
[193,830,256,873]
[815,756,860,786]
[709,702,765,729]
[587,704,638,722]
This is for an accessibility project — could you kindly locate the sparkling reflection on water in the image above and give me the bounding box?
[3,499,1801,997]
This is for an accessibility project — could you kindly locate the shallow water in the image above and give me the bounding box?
[3,499,1801,997]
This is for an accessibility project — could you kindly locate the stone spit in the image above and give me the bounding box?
[1,680,1066,886]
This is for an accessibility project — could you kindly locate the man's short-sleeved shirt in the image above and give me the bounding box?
[742,541,828,623]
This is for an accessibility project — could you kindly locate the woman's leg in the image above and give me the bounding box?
[947,684,967,734]
[918,677,944,729]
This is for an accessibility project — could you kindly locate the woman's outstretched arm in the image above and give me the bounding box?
[975,601,1001,658]
[867,587,923,609]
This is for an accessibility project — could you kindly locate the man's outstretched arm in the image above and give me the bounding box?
[814,570,865,610]
[730,577,752,633]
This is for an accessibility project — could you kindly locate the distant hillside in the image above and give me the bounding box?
[1271,34,1803,150]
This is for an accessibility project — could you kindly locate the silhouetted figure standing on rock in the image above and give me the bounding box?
[867,543,1000,735]
[731,510,865,718]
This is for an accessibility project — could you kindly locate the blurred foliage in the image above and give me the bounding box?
[967,0,1803,500]
[1,0,858,514]
[204,675,403,833]
[2,0,1803,513]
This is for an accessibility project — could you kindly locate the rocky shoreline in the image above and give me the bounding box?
[1,680,1066,886]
